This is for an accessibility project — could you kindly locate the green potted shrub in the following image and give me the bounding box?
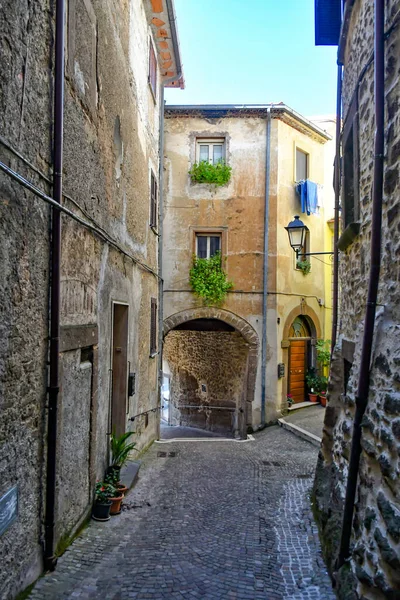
[107,431,137,488]
[287,393,294,408]
[296,258,311,275]
[318,375,329,407]
[305,368,319,402]
[92,481,115,521]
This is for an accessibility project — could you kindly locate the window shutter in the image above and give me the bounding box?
[150,171,157,228]
[149,40,157,95]
[150,298,157,355]
[315,0,341,46]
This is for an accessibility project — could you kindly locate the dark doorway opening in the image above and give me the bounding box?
[111,303,129,436]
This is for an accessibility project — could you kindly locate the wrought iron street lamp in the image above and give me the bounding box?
[285,215,333,259]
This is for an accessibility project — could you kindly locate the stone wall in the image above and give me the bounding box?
[313,1,400,598]
[0,1,166,597]
[164,330,249,435]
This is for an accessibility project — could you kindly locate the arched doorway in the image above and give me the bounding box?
[288,316,313,404]
[163,308,259,439]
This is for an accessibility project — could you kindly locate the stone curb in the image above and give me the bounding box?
[277,418,322,447]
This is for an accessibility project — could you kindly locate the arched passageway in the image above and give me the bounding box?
[163,308,259,439]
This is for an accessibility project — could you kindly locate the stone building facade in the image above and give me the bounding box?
[313,0,400,598]
[0,1,182,597]
[162,106,333,438]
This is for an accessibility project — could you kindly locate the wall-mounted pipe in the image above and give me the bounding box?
[337,0,385,568]
[331,64,342,354]
[261,108,271,426]
[44,0,65,571]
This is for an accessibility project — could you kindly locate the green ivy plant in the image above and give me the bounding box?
[296,258,311,275]
[189,252,233,306]
[188,160,232,187]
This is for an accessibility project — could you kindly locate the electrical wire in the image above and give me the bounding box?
[0,159,161,280]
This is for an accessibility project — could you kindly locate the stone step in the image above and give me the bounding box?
[120,460,142,489]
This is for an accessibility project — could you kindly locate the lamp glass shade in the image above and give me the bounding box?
[285,216,308,253]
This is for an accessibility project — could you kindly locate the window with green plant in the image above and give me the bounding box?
[189,251,233,306]
[296,258,311,275]
[189,160,232,187]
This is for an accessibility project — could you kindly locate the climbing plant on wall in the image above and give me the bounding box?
[189,252,233,306]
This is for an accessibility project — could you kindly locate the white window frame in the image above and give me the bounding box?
[196,138,225,164]
[196,233,221,259]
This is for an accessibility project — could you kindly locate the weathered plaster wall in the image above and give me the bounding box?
[163,113,330,425]
[164,330,249,435]
[0,1,164,597]
[313,1,400,598]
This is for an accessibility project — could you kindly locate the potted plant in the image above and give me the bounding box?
[305,368,319,402]
[107,431,137,478]
[188,160,232,187]
[318,376,329,407]
[106,468,128,497]
[108,485,125,516]
[92,481,115,521]
[296,258,311,275]
[287,393,294,408]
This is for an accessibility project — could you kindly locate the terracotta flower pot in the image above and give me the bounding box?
[92,501,112,521]
[110,493,124,515]
[319,394,327,407]
[308,393,318,403]
[117,484,128,495]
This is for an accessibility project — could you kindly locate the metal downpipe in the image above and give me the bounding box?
[44,0,65,571]
[331,64,342,354]
[337,0,385,569]
[261,108,271,426]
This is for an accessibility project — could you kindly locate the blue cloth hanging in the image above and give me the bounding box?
[296,180,318,215]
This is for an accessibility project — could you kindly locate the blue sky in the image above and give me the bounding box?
[165,0,338,116]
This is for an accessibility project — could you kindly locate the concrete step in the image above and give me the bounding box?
[120,460,142,489]
[288,400,320,412]
[278,418,322,447]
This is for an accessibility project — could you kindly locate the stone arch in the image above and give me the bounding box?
[163,308,259,437]
[282,304,322,342]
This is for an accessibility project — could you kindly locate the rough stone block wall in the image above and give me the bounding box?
[164,330,249,435]
[0,1,161,597]
[313,1,400,598]
[0,1,52,597]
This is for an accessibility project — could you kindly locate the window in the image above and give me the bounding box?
[342,96,360,228]
[296,148,309,181]
[150,170,158,229]
[196,139,225,164]
[295,229,310,268]
[150,298,157,356]
[196,234,221,259]
[149,39,157,98]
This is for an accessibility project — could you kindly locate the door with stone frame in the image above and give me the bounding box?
[288,317,312,404]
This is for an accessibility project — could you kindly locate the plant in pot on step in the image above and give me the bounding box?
[105,474,125,515]
[305,368,319,403]
[287,393,294,408]
[92,481,116,521]
[318,376,329,407]
[107,430,137,493]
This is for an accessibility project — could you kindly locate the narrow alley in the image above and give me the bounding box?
[28,426,334,600]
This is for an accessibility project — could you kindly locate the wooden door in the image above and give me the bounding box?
[111,304,129,436]
[289,340,307,403]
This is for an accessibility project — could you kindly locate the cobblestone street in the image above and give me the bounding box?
[29,426,335,600]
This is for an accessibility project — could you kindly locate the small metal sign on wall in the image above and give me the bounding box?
[0,485,18,536]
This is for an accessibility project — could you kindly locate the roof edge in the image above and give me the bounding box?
[164,104,332,141]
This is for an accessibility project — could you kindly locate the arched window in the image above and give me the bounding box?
[289,316,311,338]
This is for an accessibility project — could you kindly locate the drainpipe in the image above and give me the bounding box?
[261,108,271,426]
[331,64,342,354]
[44,0,65,571]
[337,0,385,568]
[157,0,183,433]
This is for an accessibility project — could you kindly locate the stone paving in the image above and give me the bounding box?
[28,426,335,600]
[284,406,325,439]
